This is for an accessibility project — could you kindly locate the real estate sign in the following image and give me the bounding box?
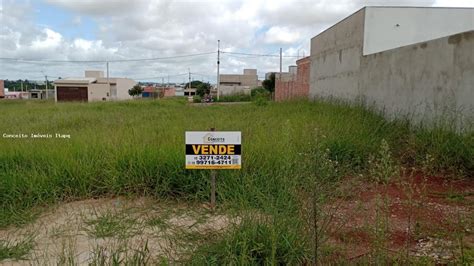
[185,131,241,169]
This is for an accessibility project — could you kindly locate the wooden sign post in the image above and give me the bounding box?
[210,128,216,209]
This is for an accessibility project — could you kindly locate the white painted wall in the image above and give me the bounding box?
[88,83,110,102]
[363,7,474,55]
[115,78,136,100]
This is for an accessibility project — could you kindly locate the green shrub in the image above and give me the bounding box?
[217,93,251,102]
[192,95,202,103]
[251,87,270,98]
[253,95,268,106]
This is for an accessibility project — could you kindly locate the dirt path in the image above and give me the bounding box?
[0,197,240,265]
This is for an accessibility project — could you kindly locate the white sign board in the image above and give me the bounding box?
[185,131,241,169]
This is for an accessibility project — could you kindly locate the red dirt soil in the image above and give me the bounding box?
[326,172,473,262]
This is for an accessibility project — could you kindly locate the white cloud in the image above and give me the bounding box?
[31,28,63,50]
[1,0,472,82]
[264,26,301,44]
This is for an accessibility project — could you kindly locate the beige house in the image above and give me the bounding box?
[54,71,136,102]
[265,66,298,82]
[218,69,261,96]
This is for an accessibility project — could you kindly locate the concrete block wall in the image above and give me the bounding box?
[309,7,474,126]
[219,85,251,96]
[309,8,365,101]
[358,31,474,122]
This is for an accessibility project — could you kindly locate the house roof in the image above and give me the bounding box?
[54,77,97,84]
[143,86,156,92]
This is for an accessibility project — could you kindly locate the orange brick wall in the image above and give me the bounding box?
[275,56,310,101]
[163,87,176,97]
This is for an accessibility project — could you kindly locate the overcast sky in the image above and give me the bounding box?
[1,0,473,83]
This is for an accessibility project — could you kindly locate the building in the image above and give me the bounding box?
[266,66,298,82]
[54,71,136,102]
[29,89,55,100]
[142,86,176,98]
[275,57,311,101]
[175,85,185,96]
[219,69,260,96]
[0,80,4,98]
[309,6,474,123]
[142,85,156,98]
[163,87,176,97]
[184,88,196,97]
[4,91,29,99]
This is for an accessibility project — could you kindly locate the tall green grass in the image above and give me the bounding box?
[0,98,472,262]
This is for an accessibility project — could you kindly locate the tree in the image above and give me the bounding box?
[128,84,143,97]
[196,82,211,97]
[262,73,275,93]
[185,80,204,89]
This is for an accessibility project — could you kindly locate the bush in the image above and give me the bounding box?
[251,87,270,98]
[192,95,202,103]
[217,93,251,102]
[253,95,268,106]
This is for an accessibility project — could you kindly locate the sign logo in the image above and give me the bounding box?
[203,133,225,144]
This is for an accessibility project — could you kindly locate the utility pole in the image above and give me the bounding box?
[188,68,191,90]
[106,61,111,100]
[167,75,169,86]
[279,48,282,81]
[45,75,49,99]
[162,77,164,87]
[217,40,220,101]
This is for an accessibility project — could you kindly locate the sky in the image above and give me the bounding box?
[1,0,473,83]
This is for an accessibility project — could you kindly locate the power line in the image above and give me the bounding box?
[0,51,216,63]
[134,73,189,81]
[221,51,299,58]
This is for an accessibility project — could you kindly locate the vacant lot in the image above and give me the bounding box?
[0,98,473,264]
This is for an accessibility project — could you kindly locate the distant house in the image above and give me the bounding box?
[142,86,177,98]
[4,91,29,99]
[0,80,4,98]
[53,70,136,102]
[265,65,298,82]
[184,88,196,97]
[218,69,261,96]
[142,86,156,98]
[163,87,176,97]
[29,89,55,100]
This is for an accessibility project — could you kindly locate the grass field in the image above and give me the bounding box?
[0,98,473,264]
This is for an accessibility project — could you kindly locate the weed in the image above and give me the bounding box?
[89,241,151,265]
[57,239,77,265]
[84,211,142,239]
[368,139,398,183]
[146,216,169,230]
[190,216,308,265]
[0,236,35,261]
[370,195,390,264]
